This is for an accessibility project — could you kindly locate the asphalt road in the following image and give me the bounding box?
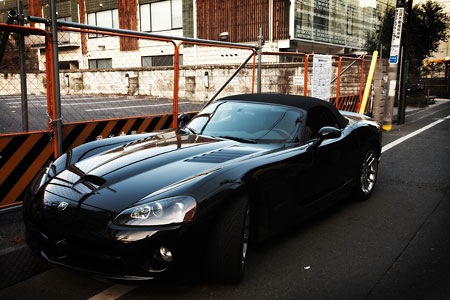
[0,100,449,300]
[0,95,204,133]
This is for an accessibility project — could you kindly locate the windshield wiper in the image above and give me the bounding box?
[217,136,257,144]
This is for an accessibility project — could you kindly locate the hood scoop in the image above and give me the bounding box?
[72,174,106,194]
[185,147,255,163]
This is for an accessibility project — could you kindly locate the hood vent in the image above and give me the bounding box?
[185,148,255,163]
[72,174,106,194]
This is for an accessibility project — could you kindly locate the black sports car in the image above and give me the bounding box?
[23,93,381,283]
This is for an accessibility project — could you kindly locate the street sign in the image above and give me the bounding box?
[389,8,404,65]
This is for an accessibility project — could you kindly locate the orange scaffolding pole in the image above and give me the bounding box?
[304,54,309,96]
[173,44,180,128]
[335,57,343,103]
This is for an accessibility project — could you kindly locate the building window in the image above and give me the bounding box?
[141,56,153,67]
[347,7,354,36]
[88,58,113,69]
[59,61,79,70]
[141,55,183,67]
[87,9,119,38]
[58,16,72,22]
[140,0,182,32]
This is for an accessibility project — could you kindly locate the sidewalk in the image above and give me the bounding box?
[0,207,25,251]
[392,98,449,118]
[0,207,50,289]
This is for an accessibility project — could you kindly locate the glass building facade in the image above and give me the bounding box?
[0,0,391,54]
[293,0,385,50]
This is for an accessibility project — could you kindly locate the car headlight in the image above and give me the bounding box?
[113,196,197,226]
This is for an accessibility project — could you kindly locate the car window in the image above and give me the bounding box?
[187,101,303,143]
[305,107,340,140]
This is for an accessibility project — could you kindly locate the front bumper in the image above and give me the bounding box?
[25,220,204,281]
[40,251,156,281]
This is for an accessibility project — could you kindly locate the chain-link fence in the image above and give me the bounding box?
[177,41,256,108]
[1,21,376,138]
[1,22,379,210]
[260,52,369,101]
[0,25,50,133]
[1,24,260,134]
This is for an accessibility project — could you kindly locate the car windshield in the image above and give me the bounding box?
[187,101,304,143]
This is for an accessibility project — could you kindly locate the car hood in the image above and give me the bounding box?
[44,131,278,212]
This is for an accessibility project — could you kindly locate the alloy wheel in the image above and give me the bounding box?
[361,150,378,195]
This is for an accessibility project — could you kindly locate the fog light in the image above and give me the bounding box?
[160,246,173,262]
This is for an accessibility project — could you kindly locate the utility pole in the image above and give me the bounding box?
[397,0,413,125]
[383,0,406,131]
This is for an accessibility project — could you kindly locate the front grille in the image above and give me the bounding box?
[45,234,157,277]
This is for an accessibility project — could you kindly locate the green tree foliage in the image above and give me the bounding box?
[365,5,395,60]
[408,1,450,75]
[365,0,450,78]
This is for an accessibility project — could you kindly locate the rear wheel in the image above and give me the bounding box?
[207,195,250,284]
[353,145,379,201]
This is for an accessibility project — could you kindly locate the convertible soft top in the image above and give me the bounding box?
[218,93,349,129]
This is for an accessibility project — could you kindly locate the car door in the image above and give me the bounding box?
[251,107,356,235]
[298,106,355,205]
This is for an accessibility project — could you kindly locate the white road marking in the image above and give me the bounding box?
[62,99,159,106]
[6,98,173,108]
[85,102,189,112]
[382,114,450,153]
[87,284,136,300]
[8,100,190,110]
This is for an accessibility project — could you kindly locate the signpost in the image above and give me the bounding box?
[383,1,405,131]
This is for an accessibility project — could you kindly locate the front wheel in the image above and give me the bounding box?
[353,145,379,201]
[207,195,250,284]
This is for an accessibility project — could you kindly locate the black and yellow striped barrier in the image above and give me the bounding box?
[0,113,189,209]
[0,132,54,209]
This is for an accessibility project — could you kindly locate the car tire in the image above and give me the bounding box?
[207,195,250,284]
[353,144,379,201]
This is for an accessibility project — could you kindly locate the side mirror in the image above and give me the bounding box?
[311,126,341,147]
[317,126,341,140]
[178,113,190,129]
